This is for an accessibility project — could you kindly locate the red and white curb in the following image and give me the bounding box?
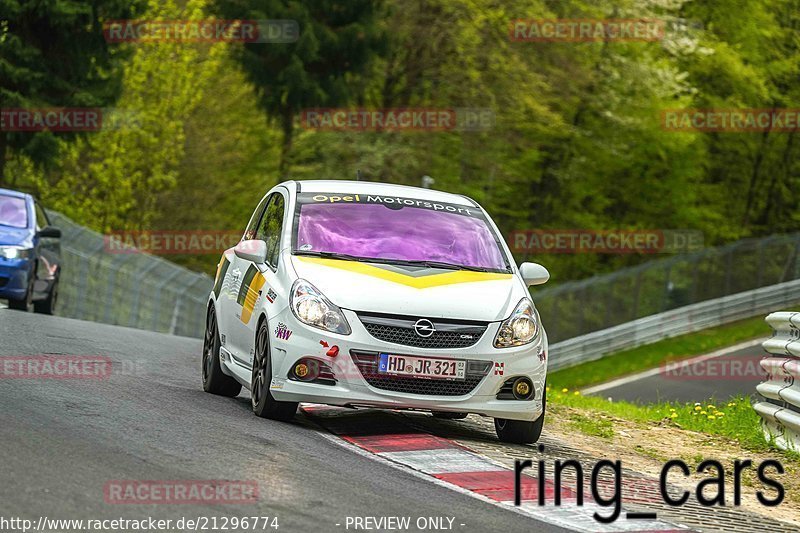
[301,405,689,533]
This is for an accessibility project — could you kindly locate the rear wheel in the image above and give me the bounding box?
[495,386,546,444]
[34,277,58,315]
[251,319,297,421]
[202,305,242,397]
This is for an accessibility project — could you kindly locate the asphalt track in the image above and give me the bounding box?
[0,309,570,533]
[583,339,767,404]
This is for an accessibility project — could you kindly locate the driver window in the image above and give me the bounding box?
[256,193,285,268]
[243,195,269,241]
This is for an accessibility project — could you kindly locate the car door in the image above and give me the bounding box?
[32,202,60,298]
[216,194,270,367]
[226,190,288,369]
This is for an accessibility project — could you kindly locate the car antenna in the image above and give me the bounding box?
[356,169,362,181]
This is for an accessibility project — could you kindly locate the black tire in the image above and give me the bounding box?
[251,319,297,421]
[432,411,468,420]
[495,386,546,444]
[202,305,242,397]
[34,277,58,315]
[8,275,33,312]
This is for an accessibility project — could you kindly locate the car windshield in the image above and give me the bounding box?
[0,195,28,229]
[294,193,509,272]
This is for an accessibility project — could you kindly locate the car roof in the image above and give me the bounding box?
[288,180,476,207]
[0,188,32,201]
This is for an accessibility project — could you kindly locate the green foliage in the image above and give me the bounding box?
[211,0,388,175]
[9,0,227,232]
[6,0,800,279]
[552,392,775,455]
[0,0,145,182]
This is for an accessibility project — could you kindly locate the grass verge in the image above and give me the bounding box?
[549,388,800,465]
[548,315,768,390]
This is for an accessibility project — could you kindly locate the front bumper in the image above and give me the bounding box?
[0,259,32,300]
[261,308,548,422]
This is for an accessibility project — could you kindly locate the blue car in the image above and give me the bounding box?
[0,188,62,313]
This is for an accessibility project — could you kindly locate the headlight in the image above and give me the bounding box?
[290,279,351,335]
[494,298,540,348]
[0,246,32,260]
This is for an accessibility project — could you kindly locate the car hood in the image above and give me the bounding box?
[0,226,31,247]
[289,256,525,322]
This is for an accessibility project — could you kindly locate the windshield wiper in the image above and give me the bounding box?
[294,250,504,273]
[294,250,376,262]
[382,259,498,273]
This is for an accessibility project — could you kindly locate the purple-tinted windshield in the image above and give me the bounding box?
[0,195,28,229]
[295,202,508,271]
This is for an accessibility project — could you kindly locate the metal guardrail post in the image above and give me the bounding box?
[661,265,672,312]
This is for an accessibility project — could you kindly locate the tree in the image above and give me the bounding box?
[212,0,387,177]
[25,0,227,232]
[0,0,144,186]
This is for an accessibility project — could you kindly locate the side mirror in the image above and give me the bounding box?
[519,262,550,286]
[234,239,267,264]
[37,226,61,239]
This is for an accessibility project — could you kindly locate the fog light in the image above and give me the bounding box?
[513,377,533,400]
[294,363,309,379]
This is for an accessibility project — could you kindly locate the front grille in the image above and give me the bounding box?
[351,351,491,396]
[496,377,516,400]
[357,312,488,349]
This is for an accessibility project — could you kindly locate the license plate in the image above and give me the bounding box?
[378,354,466,380]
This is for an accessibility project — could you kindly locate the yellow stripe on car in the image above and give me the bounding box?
[297,256,511,288]
[240,272,266,324]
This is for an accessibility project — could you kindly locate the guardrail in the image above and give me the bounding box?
[48,211,212,338]
[548,279,800,371]
[534,232,800,343]
[754,312,800,451]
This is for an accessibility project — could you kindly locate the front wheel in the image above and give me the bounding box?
[495,387,546,444]
[251,319,297,422]
[202,305,242,397]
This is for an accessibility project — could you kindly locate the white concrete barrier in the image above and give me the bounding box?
[754,312,800,451]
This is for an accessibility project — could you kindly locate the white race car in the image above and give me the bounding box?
[202,180,550,443]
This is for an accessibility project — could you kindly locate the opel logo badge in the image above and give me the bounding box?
[413,319,436,338]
